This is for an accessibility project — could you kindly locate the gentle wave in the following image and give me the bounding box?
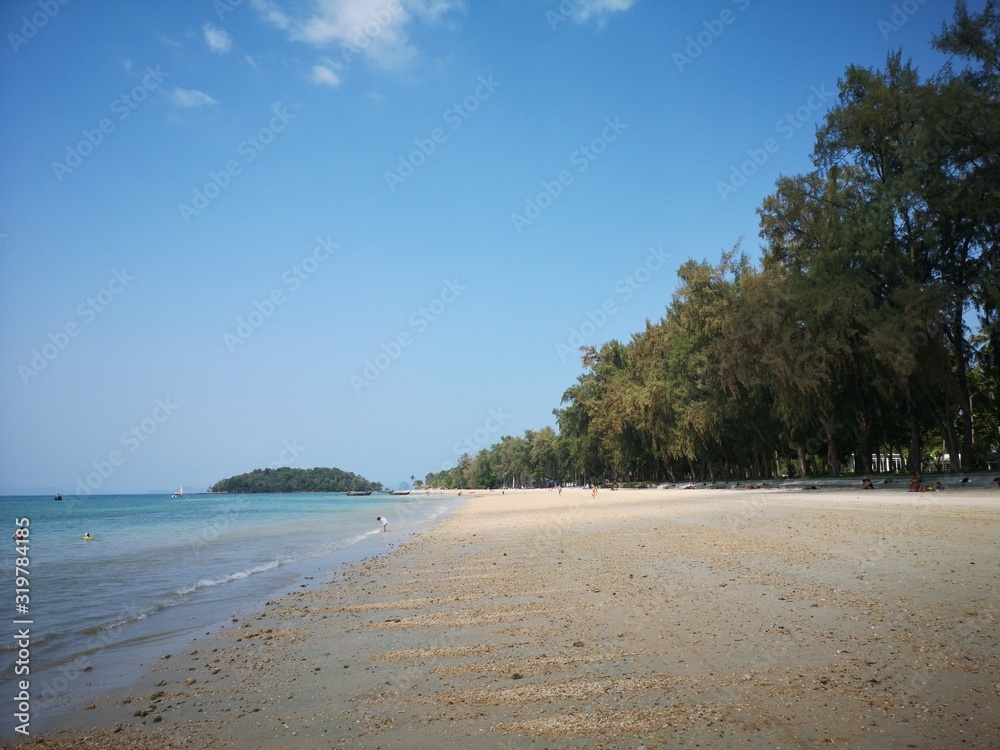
[74,559,290,637]
[0,633,50,652]
[81,606,156,636]
[174,559,286,596]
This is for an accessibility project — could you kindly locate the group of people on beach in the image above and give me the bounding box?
[861,474,1000,491]
[908,474,945,492]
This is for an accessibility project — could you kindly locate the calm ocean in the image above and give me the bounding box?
[0,491,457,733]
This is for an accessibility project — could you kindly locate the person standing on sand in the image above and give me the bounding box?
[376,516,388,532]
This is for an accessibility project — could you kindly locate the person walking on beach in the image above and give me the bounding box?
[376,516,388,532]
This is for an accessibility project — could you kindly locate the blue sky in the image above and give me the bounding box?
[0,0,974,494]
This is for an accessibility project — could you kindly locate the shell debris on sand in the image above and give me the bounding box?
[442,675,676,707]
[494,704,712,736]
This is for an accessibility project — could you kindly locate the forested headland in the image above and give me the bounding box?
[210,467,383,494]
[425,2,998,489]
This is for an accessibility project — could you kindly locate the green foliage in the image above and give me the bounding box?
[419,2,998,486]
[210,467,383,494]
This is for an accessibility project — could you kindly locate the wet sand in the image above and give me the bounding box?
[6,485,998,749]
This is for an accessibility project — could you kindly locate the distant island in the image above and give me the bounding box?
[209,467,383,494]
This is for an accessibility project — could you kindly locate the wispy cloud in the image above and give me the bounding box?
[251,0,291,30]
[168,87,219,108]
[203,23,234,54]
[252,0,464,70]
[570,0,638,25]
[311,59,341,86]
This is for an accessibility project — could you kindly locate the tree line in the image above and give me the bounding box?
[425,2,998,489]
[210,467,383,494]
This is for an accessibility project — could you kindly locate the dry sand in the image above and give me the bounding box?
[6,485,998,749]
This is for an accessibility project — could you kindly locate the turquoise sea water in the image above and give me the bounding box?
[0,491,456,733]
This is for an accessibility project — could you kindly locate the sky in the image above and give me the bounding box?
[0,0,977,494]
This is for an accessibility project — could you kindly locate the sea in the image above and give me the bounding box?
[0,491,458,734]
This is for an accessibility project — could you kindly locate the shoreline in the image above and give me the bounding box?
[4,490,466,738]
[5,486,998,749]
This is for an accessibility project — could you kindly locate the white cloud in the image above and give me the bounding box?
[408,0,466,23]
[569,0,638,25]
[311,60,341,86]
[253,0,464,70]
[168,87,219,108]
[203,23,233,54]
[251,0,291,30]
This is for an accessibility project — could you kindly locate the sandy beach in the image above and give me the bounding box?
[7,485,998,749]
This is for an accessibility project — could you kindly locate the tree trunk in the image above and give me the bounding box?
[795,441,807,477]
[907,387,922,473]
[823,418,840,477]
[941,399,961,473]
[853,359,873,474]
[950,299,974,472]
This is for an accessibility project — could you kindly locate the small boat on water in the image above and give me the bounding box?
[389,489,411,496]
[54,494,62,501]
[171,486,184,498]
[346,490,373,496]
